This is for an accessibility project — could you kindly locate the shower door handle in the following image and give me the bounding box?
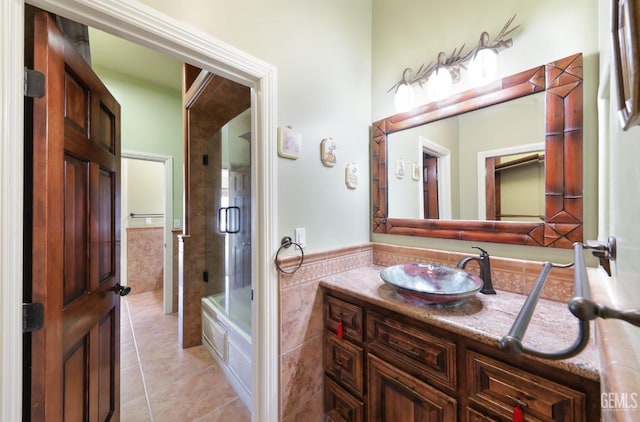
[217,206,241,234]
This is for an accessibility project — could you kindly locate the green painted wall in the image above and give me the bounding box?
[372,0,599,263]
[93,66,184,226]
[138,0,373,253]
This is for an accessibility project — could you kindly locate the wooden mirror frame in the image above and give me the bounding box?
[612,0,640,130]
[372,53,583,248]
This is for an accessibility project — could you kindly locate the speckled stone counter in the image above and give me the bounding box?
[320,265,600,382]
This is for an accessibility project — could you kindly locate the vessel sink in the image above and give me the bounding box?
[380,263,483,306]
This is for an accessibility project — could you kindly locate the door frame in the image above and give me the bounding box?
[122,151,175,314]
[0,1,279,421]
[418,136,452,220]
[476,142,544,220]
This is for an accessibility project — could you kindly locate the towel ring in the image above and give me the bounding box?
[275,236,304,274]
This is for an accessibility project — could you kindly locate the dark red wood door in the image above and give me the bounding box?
[422,153,439,219]
[25,8,121,421]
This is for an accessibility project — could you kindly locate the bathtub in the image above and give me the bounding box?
[201,291,252,408]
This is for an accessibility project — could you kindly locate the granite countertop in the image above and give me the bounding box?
[320,265,600,382]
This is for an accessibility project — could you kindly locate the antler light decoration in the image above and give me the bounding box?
[390,15,520,111]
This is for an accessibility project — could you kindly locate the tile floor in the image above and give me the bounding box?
[120,290,251,422]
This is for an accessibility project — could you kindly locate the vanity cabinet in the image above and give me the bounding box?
[323,290,600,422]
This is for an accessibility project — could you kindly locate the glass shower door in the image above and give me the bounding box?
[224,167,252,335]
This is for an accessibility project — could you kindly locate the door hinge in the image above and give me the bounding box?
[203,271,209,282]
[23,303,44,333]
[24,67,45,99]
[202,154,209,165]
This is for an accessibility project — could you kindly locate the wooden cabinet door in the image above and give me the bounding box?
[25,7,122,421]
[367,354,456,422]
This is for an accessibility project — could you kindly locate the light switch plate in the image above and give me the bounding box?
[294,227,306,248]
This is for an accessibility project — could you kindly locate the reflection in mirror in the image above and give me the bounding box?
[481,148,545,222]
[372,53,584,248]
[388,93,545,222]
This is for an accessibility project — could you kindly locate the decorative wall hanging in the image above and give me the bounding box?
[395,158,406,179]
[320,137,337,167]
[345,162,359,189]
[412,162,421,181]
[277,126,302,159]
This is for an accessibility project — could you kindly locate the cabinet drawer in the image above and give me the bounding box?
[324,294,364,343]
[467,351,586,421]
[324,375,365,422]
[324,330,365,397]
[466,407,498,422]
[368,354,457,421]
[366,311,456,391]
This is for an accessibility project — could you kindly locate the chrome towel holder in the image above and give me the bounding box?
[274,236,304,274]
[501,237,640,360]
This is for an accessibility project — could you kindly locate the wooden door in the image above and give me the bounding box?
[24,8,122,421]
[422,153,439,219]
[228,168,251,289]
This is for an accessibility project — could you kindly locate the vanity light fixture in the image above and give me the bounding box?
[393,68,416,112]
[467,32,499,87]
[426,53,454,101]
[389,15,519,111]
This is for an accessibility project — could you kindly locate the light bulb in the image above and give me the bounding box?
[468,48,498,87]
[394,83,415,113]
[426,67,452,101]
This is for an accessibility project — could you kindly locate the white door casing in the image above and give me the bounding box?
[0,1,279,421]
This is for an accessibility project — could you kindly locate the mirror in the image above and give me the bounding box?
[387,92,545,222]
[372,53,583,248]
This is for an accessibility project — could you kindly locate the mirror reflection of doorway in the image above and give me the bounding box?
[485,151,545,221]
[422,152,439,219]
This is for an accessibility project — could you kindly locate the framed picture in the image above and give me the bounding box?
[277,126,302,159]
[612,0,640,130]
[320,137,337,167]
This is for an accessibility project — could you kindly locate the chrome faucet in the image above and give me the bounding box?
[457,246,496,294]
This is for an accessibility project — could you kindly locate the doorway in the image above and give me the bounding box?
[121,154,175,314]
[2,1,278,421]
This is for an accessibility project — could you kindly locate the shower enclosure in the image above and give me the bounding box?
[201,106,253,408]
